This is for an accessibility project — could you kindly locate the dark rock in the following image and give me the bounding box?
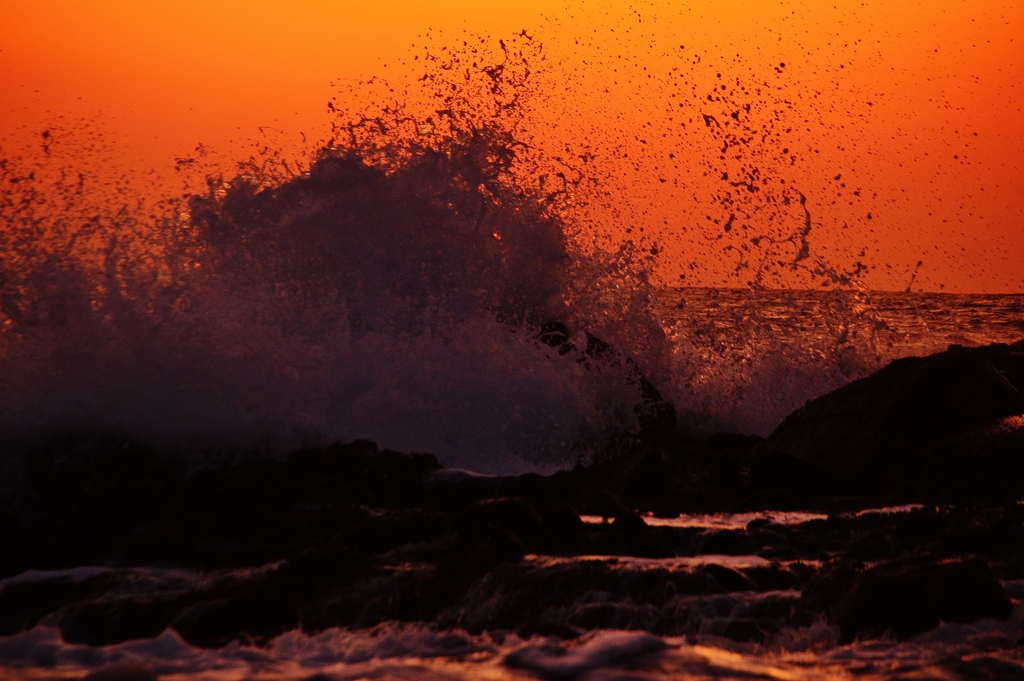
[55,595,177,646]
[286,440,442,508]
[16,436,187,567]
[702,433,764,456]
[0,577,82,636]
[533,324,678,442]
[768,342,1024,498]
[24,436,186,521]
[940,655,1024,680]
[634,373,678,439]
[457,497,544,543]
[420,468,503,511]
[566,444,700,517]
[721,618,769,643]
[573,489,632,520]
[537,321,573,353]
[698,564,754,592]
[731,488,801,513]
[700,433,763,505]
[834,556,1011,642]
[504,631,667,678]
[745,443,837,502]
[898,416,1024,503]
[172,594,298,648]
[799,559,865,617]
[617,448,685,512]
[697,530,755,556]
[746,563,814,591]
[538,503,586,533]
[2,338,1024,652]
[611,512,648,534]
[84,662,158,681]
[568,602,629,630]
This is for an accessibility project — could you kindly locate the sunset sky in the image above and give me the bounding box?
[2,0,1021,292]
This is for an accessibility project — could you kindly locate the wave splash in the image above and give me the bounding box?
[0,33,978,470]
[0,35,676,473]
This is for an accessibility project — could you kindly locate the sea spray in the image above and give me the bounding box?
[0,37,671,472]
[0,33,1010,469]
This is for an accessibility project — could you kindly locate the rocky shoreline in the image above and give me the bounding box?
[1,340,1022,656]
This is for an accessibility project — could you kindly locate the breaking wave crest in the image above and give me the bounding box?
[1,33,1004,470]
[0,36,677,473]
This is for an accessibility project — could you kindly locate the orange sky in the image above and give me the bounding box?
[2,0,1021,292]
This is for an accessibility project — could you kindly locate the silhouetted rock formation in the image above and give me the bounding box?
[768,340,1024,501]
[536,322,678,443]
[803,555,1011,642]
[1,340,1023,649]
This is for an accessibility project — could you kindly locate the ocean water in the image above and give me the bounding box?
[0,570,1021,680]
[655,287,1024,435]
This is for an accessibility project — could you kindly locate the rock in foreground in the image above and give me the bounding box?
[768,340,1024,500]
[0,340,1022,649]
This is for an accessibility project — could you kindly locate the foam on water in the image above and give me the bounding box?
[524,553,795,570]
[1,607,1022,681]
[643,511,828,530]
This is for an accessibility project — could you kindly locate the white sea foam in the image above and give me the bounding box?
[2,613,1022,681]
[579,510,829,535]
[643,511,828,530]
[523,554,820,571]
[850,504,926,518]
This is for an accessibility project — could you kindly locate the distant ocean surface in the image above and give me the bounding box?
[656,288,1024,354]
[652,288,1024,436]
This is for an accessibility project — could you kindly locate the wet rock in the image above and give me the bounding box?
[565,444,699,518]
[721,618,770,643]
[610,512,648,534]
[456,497,544,543]
[171,593,298,648]
[534,324,678,443]
[2,339,1024,652]
[799,559,866,618]
[54,595,178,646]
[285,439,442,508]
[504,630,667,679]
[697,530,756,556]
[24,436,186,522]
[0,577,82,636]
[537,502,586,534]
[744,443,837,504]
[730,488,802,513]
[423,468,503,511]
[768,341,1024,499]
[746,562,815,591]
[900,415,1024,503]
[633,373,679,440]
[16,436,186,567]
[698,564,754,592]
[83,662,158,681]
[572,489,632,520]
[834,556,1011,642]
[617,448,686,513]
